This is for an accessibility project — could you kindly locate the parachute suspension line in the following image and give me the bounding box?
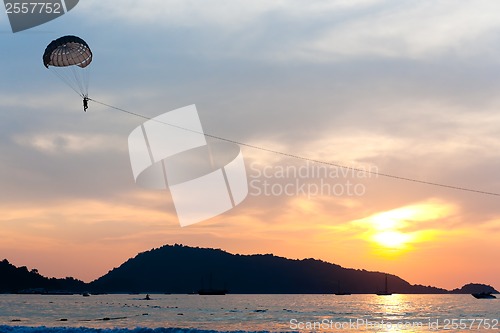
[70,66,85,97]
[49,69,84,98]
[83,66,91,98]
[66,47,86,96]
[88,98,500,198]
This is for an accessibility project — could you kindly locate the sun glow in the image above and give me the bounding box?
[353,201,455,254]
[372,231,413,249]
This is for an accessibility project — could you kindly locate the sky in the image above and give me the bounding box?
[1,0,500,290]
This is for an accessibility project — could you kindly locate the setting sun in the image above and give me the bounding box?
[352,200,456,255]
[373,231,412,249]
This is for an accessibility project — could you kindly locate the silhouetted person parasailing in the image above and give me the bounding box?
[83,96,89,112]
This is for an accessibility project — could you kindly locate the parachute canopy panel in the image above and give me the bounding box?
[43,35,92,69]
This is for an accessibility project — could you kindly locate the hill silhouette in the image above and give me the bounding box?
[451,283,498,294]
[1,245,497,294]
[88,244,486,294]
[0,259,86,293]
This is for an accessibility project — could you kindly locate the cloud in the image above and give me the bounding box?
[72,0,500,63]
[297,1,500,61]
[13,132,126,154]
[77,0,382,28]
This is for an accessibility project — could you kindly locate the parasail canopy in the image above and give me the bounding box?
[43,35,92,98]
[43,35,92,69]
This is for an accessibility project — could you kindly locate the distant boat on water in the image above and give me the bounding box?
[376,274,392,296]
[471,292,496,299]
[198,288,228,295]
[42,291,74,295]
[82,292,90,297]
[198,273,228,295]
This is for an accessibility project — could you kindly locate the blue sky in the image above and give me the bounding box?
[1,0,500,288]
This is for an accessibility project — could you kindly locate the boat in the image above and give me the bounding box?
[197,274,228,295]
[82,292,90,297]
[197,288,228,295]
[376,274,392,296]
[42,291,74,295]
[471,292,496,299]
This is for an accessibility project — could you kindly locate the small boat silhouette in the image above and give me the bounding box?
[376,274,392,296]
[197,288,228,295]
[198,273,228,295]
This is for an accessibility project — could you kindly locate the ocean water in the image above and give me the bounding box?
[0,294,498,332]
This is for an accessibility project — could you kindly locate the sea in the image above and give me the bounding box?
[0,294,498,332]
